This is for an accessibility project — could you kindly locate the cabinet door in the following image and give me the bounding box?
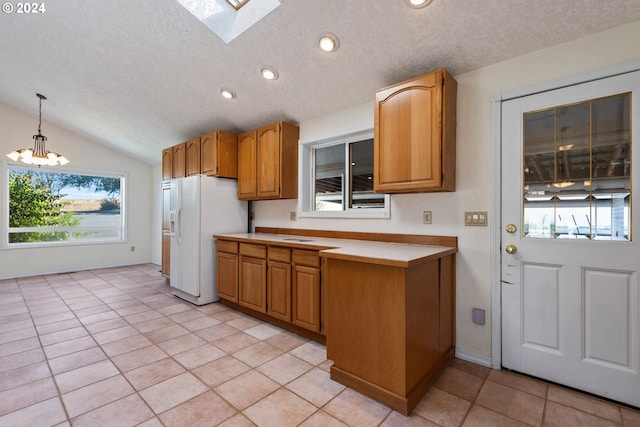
[292,265,321,332]
[267,260,291,322]
[237,130,257,200]
[162,148,173,180]
[201,131,219,176]
[161,234,170,277]
[202,130,238,178]
[374,70,456,193]
[217,252,239,302]
[256,123,281,199]
[185,138,201,176]
[172,142,186,178]
[239,255,267,312]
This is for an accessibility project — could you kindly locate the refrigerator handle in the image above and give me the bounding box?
[176,205,182,245]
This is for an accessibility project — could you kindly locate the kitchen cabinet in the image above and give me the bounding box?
[237,130,257,199]
[374,68,457,193]
[216,240,239,302]
[267,246,292,322]
[292,250,321,332]
[216,228,457,414]
[238,243,267,312]
[201,130,238,178]
[185,137,200,176]
[237,121,299,200]
[215,237,321,338]
[161,180,171,277]
[325,249,456,415]
[162,148,172,180]
[172,142,186,178]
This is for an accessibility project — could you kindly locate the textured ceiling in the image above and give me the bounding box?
[1,0,639,165]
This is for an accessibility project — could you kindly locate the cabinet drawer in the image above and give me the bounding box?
[240,243,267,258]
[217,240,238,254]
[292,249,320,267]
[268,246,291,262]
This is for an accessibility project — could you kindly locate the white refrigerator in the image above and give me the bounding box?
[169,175,247,305]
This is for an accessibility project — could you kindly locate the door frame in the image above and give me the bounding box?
[490,59,640,369]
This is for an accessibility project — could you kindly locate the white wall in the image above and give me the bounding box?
[252,21,640,361]
[0,102,155,279]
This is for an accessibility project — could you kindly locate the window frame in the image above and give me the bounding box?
[2,161,128,249]
[298,130,390,219]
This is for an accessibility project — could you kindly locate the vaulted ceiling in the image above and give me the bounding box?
[1,0,639,164]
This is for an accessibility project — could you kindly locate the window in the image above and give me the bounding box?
[226,0,250,9]
[3,163,126,247]
[300,130,390,218]
[522,92,631,240]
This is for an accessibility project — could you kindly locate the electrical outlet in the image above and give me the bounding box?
[464,211,488,226]
[130,246,135,252]
[423,211,432,224]
[290,211,297,221]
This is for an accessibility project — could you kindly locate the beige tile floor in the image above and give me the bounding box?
[1,263,639,427]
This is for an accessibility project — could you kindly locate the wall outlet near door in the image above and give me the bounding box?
[464,211,488,226]
[472,308,486,325]
[423,211,432,224]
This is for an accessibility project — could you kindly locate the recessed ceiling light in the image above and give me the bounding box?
[406,0,433,8]
[319,33,340,53]
[219,88,236,99]
[260,66,279,80]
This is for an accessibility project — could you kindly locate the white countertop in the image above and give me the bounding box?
[214,232,456,268]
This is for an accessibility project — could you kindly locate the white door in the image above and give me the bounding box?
[501,70,640,407]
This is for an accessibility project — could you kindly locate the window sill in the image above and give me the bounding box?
[298,208,390,220]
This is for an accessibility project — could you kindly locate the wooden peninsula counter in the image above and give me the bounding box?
[214,227,457,415]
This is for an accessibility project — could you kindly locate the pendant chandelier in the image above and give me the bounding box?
[6,93,69,166]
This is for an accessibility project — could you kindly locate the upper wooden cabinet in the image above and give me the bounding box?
[162,148,173,180]
[238,121,299,201]
[374,69,457,193]
[172,142,186,178]
[201,130,238,178]
[237,130,258,199]
[162,130,238,179]
[185,137,201,177]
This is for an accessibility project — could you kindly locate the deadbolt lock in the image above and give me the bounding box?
[505,224,517,233]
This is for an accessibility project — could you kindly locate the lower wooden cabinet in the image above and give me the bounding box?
[239,255,267,313]
[216,252,239,302]
[216,240,239,302]
[267,260,291,322]
[292,249,321,332]
[215,239,323,337]
[292,264,320,332]
[161,234,170,277]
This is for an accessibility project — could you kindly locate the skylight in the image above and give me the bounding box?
[226,0,250,10]
[176,0,281,43]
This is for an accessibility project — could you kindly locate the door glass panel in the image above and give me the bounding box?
[523,93,631,240]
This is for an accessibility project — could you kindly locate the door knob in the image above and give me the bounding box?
[505,224,517,233]
[505,244,518,254]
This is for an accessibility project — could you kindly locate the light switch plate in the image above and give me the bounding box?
[465,211,488,226]
[290,211,297,221]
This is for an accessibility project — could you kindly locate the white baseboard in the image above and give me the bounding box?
[455,347,493,368]
[0,260,156,280]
